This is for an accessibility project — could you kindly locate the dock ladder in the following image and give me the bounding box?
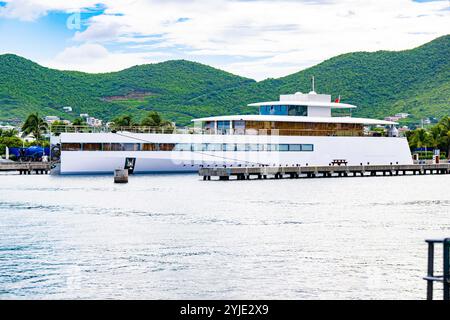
[424,238,450,300]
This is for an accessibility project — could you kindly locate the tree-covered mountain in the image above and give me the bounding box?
[0,56,254,125]
[0,35,448,126]
[191,34,450,122]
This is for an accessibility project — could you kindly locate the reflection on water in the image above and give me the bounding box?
[0,173,449,299]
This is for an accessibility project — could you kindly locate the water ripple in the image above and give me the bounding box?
[0,174,449,299]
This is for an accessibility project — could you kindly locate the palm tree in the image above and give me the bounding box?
[72,118,85,126]
[112,115,134,128]
[141,111,173,130]
[112,115,134,130]
[437,116,450,157]
[429,125,441,149]
[408,128,431,150]
[21,113,48,141]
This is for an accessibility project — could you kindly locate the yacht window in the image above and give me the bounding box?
[224,144,236,151]
[142,143,158,151]
[63,142,315,152]
[207,144,223,151]
[270,106,276,115]
[159,143,175,151]
[109,143,123,151]
[204,121,214,129]
[279,144,289,151]
[217,121,230,134]
[62,143,82,151]
[82,143,102,151]
[192,144,204,151]
[260,105,308,116]
[288,106,308,116]
[232,121,245,135]
[123,143,139,151]
[174,143,191,151]
[267,144,278,151]
[263,105,289,115]
[246,144,259,151]
[260,106,273,115]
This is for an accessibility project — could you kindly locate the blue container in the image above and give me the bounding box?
[9,146,50,160]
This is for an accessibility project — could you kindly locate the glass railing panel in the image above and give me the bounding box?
[51,125,388,137]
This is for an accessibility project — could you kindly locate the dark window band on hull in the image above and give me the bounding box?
[61,143,314,152]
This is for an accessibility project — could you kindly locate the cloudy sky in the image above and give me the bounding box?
[0,0,448,80]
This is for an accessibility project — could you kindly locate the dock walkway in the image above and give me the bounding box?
[199,163,450,181]
[0,162,51,175]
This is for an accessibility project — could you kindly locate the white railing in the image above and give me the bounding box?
[51,125,393,137]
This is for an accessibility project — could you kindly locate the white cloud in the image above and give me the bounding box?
[46,43,169,73]
[0,0,99,21]
[0,0,47,21]
[4,0,449,79]
[73,21,123,42]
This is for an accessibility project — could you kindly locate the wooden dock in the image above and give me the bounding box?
[199,163,450,181]
[0,162,51,175]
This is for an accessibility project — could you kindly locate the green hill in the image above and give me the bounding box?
[193,34,450,122]
[0,56,255,125]
[0,35,449,126]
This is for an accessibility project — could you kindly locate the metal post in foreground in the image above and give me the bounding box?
[427,241,435,300]
[424,238,450,300]
[444,238,450,300]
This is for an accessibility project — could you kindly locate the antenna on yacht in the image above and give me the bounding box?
[309,76,317,94]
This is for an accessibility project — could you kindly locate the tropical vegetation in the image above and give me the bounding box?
[140,111,173,129]
[0,35,448,126]
[111,115,134,128]
[406,116,450,158]
[21,113,48,141]
[111,111,173,131]
[0,128,22,156]
[0,126,49,157]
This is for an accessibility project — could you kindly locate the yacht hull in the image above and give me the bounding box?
[56,133,413,174]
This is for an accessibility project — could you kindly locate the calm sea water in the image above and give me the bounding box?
[0,172,449,300]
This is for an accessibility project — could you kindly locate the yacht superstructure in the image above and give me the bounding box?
[51,90,412,174]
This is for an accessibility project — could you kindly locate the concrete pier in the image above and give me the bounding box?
[0,162,51,175]
[199,163,450,181]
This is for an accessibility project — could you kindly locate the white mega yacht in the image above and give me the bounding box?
[51,90,413,174]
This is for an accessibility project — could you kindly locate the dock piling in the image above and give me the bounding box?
[114,169,129,183]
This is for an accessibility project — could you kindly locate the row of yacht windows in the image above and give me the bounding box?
[259,105,308,116]
[62,143,314,152]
